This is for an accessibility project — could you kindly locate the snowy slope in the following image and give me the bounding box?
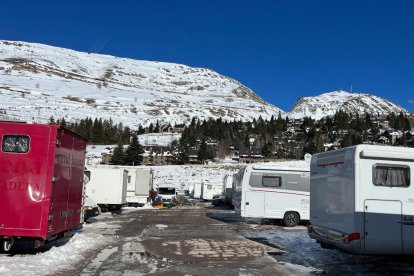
[0,40,284,127]
[288,90,407,120]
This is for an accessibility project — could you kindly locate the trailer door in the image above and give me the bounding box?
[364,200,402,254]
[244,191,264,217]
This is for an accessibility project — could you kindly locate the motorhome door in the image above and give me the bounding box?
[244,191,265,217]
[364,200,402,253]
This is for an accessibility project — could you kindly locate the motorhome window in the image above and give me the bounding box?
[158,187,175,195]
[2,135,30,153]
[373,164,410,187]
[262,175,282,188]
[128,176,132,184]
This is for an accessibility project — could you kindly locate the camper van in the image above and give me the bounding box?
[157,184,177,204]
[238,163,310,227]
[308,145,414,254]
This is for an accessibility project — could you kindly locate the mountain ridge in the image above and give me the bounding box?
[0,40,283,127]
[0,40,407,126]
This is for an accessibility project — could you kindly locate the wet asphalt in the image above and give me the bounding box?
[51,195,293,276]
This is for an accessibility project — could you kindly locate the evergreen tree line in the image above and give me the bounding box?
[50,116,133,145]
[50,110,412,164]
[178,111,413,162]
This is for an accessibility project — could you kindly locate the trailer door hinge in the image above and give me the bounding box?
[56,140,61,147]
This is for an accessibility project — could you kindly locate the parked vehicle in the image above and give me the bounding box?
[237,163,310,227]
[157,185,177,204]
[119,166,153,207]
[83,196,101,221]
[192,182,203,199]
[308,145,414,254]
[232,166,246,209]
[0,122,87,251]
[202,182,222,201]
[222,174,234,203]
[84,165,128,211]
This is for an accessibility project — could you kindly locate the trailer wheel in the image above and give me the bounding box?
[3,237,14,252]
[283,212,300,227]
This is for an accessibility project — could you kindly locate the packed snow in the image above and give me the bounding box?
[0,230,109,276]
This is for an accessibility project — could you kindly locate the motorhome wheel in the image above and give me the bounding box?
[283,212,299,227]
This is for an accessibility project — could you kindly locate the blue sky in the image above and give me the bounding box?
[1,0,413,112]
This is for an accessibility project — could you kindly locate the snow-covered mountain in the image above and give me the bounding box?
[0,40,284,128]
[288,90,407,120]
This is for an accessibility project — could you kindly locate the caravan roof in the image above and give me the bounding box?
[251,161,310,172]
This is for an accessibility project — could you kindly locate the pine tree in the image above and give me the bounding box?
[124,134,144,165]
[111,142,125,165]
[49,116,56,125]
[197,139,214,164]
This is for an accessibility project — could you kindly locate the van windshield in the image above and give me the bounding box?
[158,187,176,195]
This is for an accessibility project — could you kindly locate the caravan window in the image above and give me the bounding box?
[373,164,410,187]
[262,175,282,188]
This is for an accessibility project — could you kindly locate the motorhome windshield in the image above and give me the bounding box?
[158,187,176,195]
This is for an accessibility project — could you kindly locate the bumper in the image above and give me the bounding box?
[308,224,362,254]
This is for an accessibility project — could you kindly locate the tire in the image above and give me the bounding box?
[283,211,300,227]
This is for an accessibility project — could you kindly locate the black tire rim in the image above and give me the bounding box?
[286,213,298,226]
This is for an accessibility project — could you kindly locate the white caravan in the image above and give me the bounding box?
[232,166,246,209]
[192,182,203,199]
[238,163,310,226]
[123,167,153,206]
[202,182,222,200]
[223,174,234,203]
[308,145,414,254]
[85,165,128,211]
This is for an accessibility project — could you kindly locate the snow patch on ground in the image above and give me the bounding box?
[0,232,108,276]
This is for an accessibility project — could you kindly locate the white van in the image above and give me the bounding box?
[237,162,310,227]
[308,145,414,254]
[157,185,177,204]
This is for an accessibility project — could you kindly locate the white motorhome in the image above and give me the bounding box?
[308,145,414,254]
[223,174,234,203]
[85,165,128,211]
[232,166,246,209]
[238,163,310,227]
[123,167,153,206]
[202,182,222,201]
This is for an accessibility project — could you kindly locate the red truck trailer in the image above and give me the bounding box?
[0,121,87,251]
